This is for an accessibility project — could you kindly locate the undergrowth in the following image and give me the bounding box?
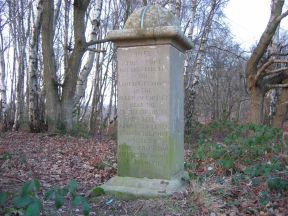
[0,180,90,216]
[186,121,288,208]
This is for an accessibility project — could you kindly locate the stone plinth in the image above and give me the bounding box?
[100,5,192,199]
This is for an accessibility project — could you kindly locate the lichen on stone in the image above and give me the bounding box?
[124,5,180,29]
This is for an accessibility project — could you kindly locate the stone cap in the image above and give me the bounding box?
[107,26,193,52]
[106,5,193,52]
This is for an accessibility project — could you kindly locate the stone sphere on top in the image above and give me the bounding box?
[124,5,180,29]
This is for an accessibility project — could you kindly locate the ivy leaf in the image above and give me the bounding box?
[72,195,84,206]
[220,159,234,170]
[21,180,40,196]
[268,177,288,191]
[0,192,8,205]
[13,196,33,208]
[55,193,64,209]
[45,189,55,200]
[25,199,42,216]
[82,200,90,216]
[68,180,78,194]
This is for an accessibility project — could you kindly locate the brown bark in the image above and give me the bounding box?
[61,0,90,131]
[246,0,288,125]
[42,0,93,132]
[74,0,103,110]
[272,87,288,128]
[250,88,265,124]
[42,0,61,131]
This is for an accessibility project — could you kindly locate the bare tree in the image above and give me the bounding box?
[10,0,32,130]
[28,0,43,132]
[0,24,6,130]
[74,0,103,109]
[184,0,228,128]
[246,0,288,126]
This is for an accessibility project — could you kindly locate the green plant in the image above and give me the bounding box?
[45,180,90,216]
[244,160,285,178]
[0,153,12,160]
[70,122,91,138]
[12,179,42,216]
[0,179,91,216]
[267,177,288,192]
[258,191,271,205]
[0,192,8,205]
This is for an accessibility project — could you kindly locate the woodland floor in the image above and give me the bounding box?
[0,129,288,216]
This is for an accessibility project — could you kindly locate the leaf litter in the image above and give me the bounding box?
[0,131,287,215]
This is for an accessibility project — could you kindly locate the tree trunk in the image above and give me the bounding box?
[185,0,219,127]
[89,53,101,134]
[13,49,25,130]
[0,33,6,130]
[74,0,103,109]
[61,0,90,131]
[272,87,288,128]
[28,0,43,132]
[245,0,288,125]
[250,88,265,124]
[42,0,61,131]
[13,0,31,130]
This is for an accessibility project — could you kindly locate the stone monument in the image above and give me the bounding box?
[100,5,193,199]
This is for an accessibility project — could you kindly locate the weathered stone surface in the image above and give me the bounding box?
[124,5,180,29]
[100,173,188,200]
[117,44,184,179]
[106,26,193,52]
[100,4,192,199]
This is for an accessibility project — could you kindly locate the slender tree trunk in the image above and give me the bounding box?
[104,68,115,127]
[74,0,103,109]
[63,0,70,74]
[13,49,25,130]
[13,1,27,130]
[89,53,100,134]
[185,0,219,127]
[272,86,288,128]
[0,35,6,130]
[269,89,278,125]
[28,0,43,132]
[168,0,181,16]
[42,0,61,131]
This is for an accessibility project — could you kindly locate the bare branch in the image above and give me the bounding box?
[267,83,288,88]
[86,38,109,47]
[255,59,275,82]
[279,9,288,20]
[208,45,248,61]
[255,60,288,82]
[86,48,106,53]
[265,67,288,75]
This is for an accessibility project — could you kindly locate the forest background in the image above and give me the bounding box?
[0,0,287,135]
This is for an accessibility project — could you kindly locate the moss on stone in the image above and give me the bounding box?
[117,144,134,176]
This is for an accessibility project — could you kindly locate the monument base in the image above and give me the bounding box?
[99,172,188,200]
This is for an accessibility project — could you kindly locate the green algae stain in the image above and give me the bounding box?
[117,144,134,176]
[163,131,184,177]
